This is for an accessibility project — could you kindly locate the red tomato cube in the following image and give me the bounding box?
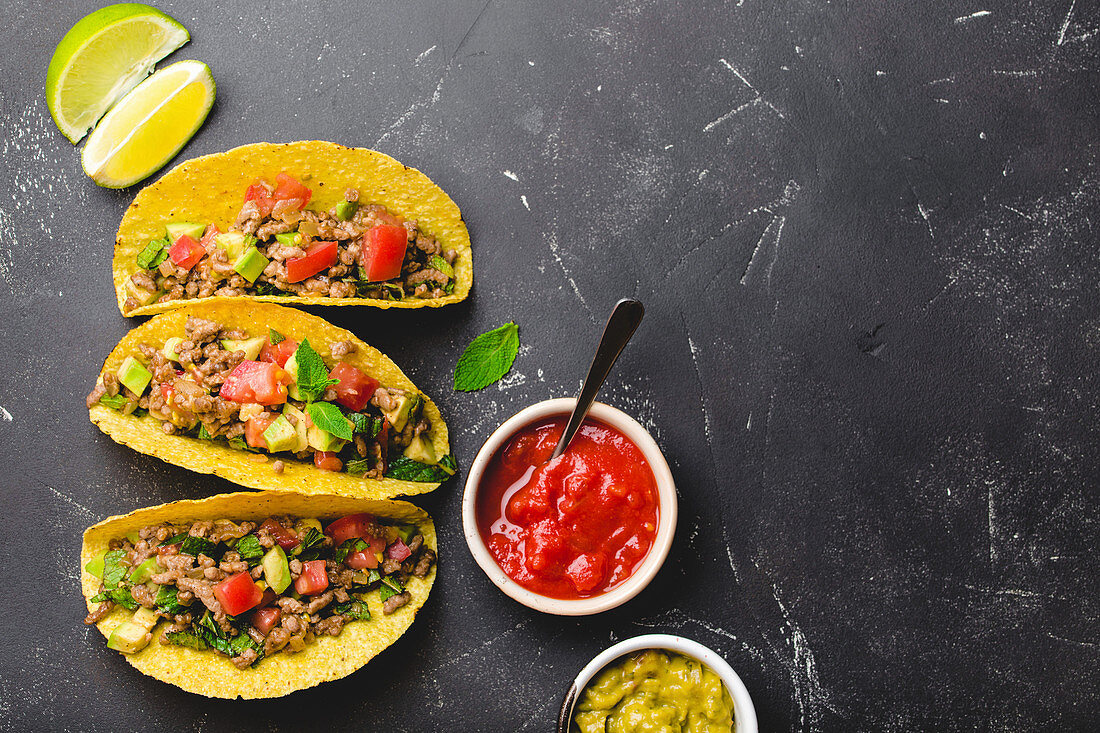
[285,241,338,283]
[213,572,264,616]
[219,361,288,406]
[361,225,408,281]
[328,362,379,412]
[293,560,329,595]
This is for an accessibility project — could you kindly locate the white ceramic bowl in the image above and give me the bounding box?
[461,398,677,615]
[556,633,758,733]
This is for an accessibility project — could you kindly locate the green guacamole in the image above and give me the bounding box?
[573,649,735,733]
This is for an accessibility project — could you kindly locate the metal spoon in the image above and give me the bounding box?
[549,298,645,460]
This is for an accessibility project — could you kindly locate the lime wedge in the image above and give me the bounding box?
[47,4,189,143]
[81,60,215,188]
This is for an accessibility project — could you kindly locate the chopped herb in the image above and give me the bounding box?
[362,569,382,586]
[444,280,455,295]
[381,283,405,300]
[91,587,139,610]
[295,527,325,561]
[162,532,189,546]
[235,535,264,564]
[307,401,353,441]
[179,536,217,558]
[268,328,285,345]
[293,338,339,402]
[197,424,214,440]
[136,238,169,269]
[438,453,458,476]
[378,583,402,602]
[97,393,131,410]
[332,599,371,620]
[228,437,259,452]
[102,549,128,589]
[155,585,192,615]
[384,456,457,483]
[349,413,382,437]
[345,458,374,476]
[165,630,209,650]
[453,322,519,392]
[428,254,454,280]
[334,538,367,564]
[381,574,404,593]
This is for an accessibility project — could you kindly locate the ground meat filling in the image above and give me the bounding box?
[85,516,436,669]
[126,182,458,310]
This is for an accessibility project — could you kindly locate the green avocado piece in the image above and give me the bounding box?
[214,231,255,260]
[165,222,206,241]
[395,524,418,544]
[220,335,267,361]
[281,404,310,451]
[128,558,160,585]
[262,415,298,452]
[275,232,302,247]
[233,248,269,283]
[382,393,421,433]
[162,336,184,362]
[125,278,161,306]
[307,424,346,453]
[132,606,160,630]
[403,433,438,465]
[334,201,358,221]
[262,545,292,593]
[116,356,152,396]
[284,353,302,400]
[85,550,107,579]
[107,621,152,654]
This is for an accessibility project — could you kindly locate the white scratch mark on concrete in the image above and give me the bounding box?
[704,99,758,132]
[954,10,992,24]
[740,215,786,285]
[992,69,1039,77]
[502,170,519,181]
[546,233,591,319]
[1057,0,1077,46]
[917,202,935,239]
[923,275,958,312]
[47,485,95,518]
[374,75,447,147]
[987,479,998,566]
[716,58,787,120]
[1001,203,1034,220]
[0,406,11,421]
[520,194,530,211]
[415,45,437,63]
[1048,632,1099,648]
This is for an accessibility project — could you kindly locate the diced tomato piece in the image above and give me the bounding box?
[273,173,312,208]
[213,572,263,616]
[168,234,205,270]
[257,588,277,608]
[245,412,278,449]
[294,559,328,595]
[385,539,412,562]
[220,361,288,406]
[313,450,343,472]
[346,549,379,570]
[259,337,298,367]
[325,513,378,546]
[250,606,281,635]
[361,225,408,281]
[259,518,300,550]
[285,241,338,283]
[245,183,276,217]
[328,362,379,412]
[199,225,220,254]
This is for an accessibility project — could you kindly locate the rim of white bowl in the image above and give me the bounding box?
[461,398,677,616]
[556,633,758,733]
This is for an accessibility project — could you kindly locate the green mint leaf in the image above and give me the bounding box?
[196,424,214,440]
[235,535,264,564]
[97,393,130,410]
[268,328,285,345]
[349,413,381,437]
[453,322,519,392]
[332,599,371,620]
[102,549,128,589]
[381,574,404,592]
[179,536,217,558]
[91,587,140,610]
[162,532,189,546]
[345,458,374,476]
[428,254,454,280]
[155,585,192,615]
[165,630,208,650]
[307,401,354,442]
[384,456,455,483]
[293,338,338,401]
[294,527,326,561]
[136,238,169,269]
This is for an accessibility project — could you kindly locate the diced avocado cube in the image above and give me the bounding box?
[125,278,161,306]
[275,232,302,247]
[334,201,358,220]
[282,404,310,451]
[116,356,152,396]
[262,545,292,593]
[125,530,140,544]
[107,621,152,654]
[382,393,421,433]
[214,231,254,260]
[307,424,346,453]
[85,550,107,579]
[234,248,269,283]
[404,433,438,465]
[132,606,160,630]
[262,415,298,452]
[284,353,302,401]
[220,335,267,361]
[162,336,184,362]
[128,558,160,585]
[165,222,206,241]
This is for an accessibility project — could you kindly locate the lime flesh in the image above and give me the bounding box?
[81,59,215,188]
[46,3,189,143]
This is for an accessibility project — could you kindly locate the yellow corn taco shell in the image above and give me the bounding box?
[89,301,450,499]
[114,140,471,317]
[82,491,436,699]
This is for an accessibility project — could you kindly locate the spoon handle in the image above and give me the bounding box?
[550,298,645,460]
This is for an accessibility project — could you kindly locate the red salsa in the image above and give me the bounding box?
[476,415,659,599]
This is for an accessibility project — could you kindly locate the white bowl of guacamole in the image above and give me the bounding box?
[558,633,758,733]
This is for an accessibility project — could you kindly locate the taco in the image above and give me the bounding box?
[114,140,472,317]
[87,302,454,499]
[81,490,437,698]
